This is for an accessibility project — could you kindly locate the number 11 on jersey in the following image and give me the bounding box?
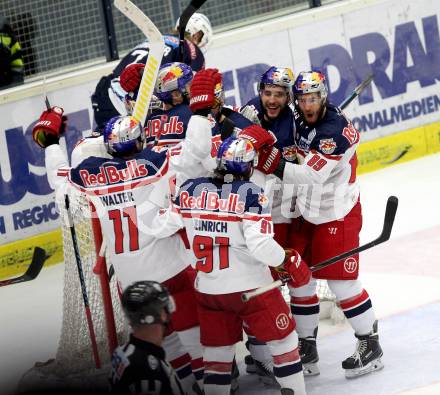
[108,206,140,254]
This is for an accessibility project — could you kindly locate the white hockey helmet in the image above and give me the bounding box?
[175,12,213,53]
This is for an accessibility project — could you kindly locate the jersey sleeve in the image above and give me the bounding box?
[71,136,110,167]
[170,115,213,187]
[149,203,184,239]
[285,117,360,186]
[149,179,185,239]
[242,187,285,267]
[283,149,340,185]
[44,144,70,191]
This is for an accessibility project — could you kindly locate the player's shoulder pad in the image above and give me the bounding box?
[226,109,254,130]
[179,177,211,194]
[69,149,169,190]
[232,180,271,216]
[170,103,193,119]
[310,105,360,156]
[134,148,169,170]
[175,177,210,206]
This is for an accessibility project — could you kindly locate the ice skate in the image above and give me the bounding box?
[298,328,320,376]
[342,320,384,378]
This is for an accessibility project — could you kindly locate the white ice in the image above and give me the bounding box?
[1,153,440,395]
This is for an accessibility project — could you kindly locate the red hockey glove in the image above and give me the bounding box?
[189,68,222,114]
[256,145,281,175]
[120,63,145,92]
[280,249,311,288]
[32,106,67,148]
[237,124,276,150]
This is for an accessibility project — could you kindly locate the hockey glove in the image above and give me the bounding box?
[120,63,145,93]
[189,68,222,115]
[32,106,67,148]
[256,145,281,175]
[237,124,276,150]
[279,249,311,288]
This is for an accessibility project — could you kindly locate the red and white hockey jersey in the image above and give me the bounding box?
[285,105,361,224]
[45,115,213,289]
[152,177,286,295]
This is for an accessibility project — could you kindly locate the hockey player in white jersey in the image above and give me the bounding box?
[31,68,224,393]
[255,71,384,378]
[149,136,311,395]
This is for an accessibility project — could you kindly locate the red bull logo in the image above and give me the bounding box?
[318,138,337,154]
[180,190,245,215]
[146,116,184,138]
[79,159,148,187]
[282,145,297,162]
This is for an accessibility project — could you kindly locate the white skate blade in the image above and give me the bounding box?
[303,362,320,376]
[345,358,384,379]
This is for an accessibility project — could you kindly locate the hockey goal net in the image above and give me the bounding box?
[281,279,344,324]
[19,189,128,392]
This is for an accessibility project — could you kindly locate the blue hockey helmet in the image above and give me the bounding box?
[259,66,295,94]
[216,137,257,176]
[293,71,328,102]
[103,115,145,156]
[154,62,193,104]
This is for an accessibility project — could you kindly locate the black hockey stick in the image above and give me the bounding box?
[178,0,207,61]
[242,195,398,302]
[310,195,398,271]
[339,73,374,110]
[65,194,102,368]
[0,247,48,287]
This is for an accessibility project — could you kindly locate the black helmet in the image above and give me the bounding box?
[121,281,175,326]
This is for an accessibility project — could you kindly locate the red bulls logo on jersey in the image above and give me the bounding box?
[319,138,337,154]
[180,190,245,215]
[79,160,148,187]
[282,145,297,162]
[146,116,184,138]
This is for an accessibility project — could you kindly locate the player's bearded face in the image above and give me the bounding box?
[260,86,289,120]
[297,93,322,125]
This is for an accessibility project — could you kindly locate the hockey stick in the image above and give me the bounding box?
[64,194,101,368]
[0,247,48,287]
[114,0,164,126]
[242,195,398,302]
[178,0,207,61]
[339,73,374,110]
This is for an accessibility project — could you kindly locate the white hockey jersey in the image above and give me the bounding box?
[151,177,286,295]
[284,105,361,224]
[46,115,213,289]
